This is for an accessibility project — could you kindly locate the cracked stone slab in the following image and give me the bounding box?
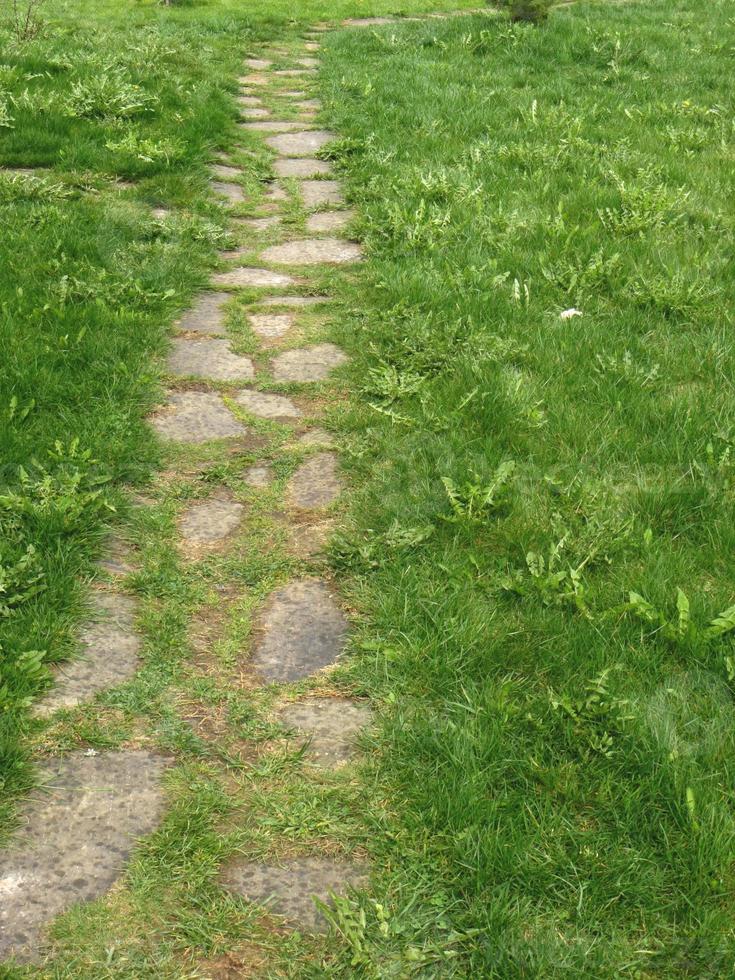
[179,497,244,546]
[265,130,335,157]
[212,267,295,288]
[287,453,342,508]
[0,751,170,963]
[260,295,329,308]
[271,344,348,382]
[177,293,230,336]
[306,210,354,233]
[261,238,362,266]
[300,180,344,209]
[221,856,367,933]
[252,579,348,682]
[234,389,300,420]
[167,338,255,382]
[151,391,246,443]
[34,593,141,718]
[279,698,372,767]
[248,312,294,339]
[274,158,332,178]
[244,464,273,488]
[211,181,245,204]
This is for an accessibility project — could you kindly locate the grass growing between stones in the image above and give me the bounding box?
[317,1,735,974]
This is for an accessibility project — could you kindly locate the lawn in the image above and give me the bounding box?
[1,0,734,975]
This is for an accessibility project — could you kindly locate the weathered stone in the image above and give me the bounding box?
[218,246,249,262]
[243,464,273,488]
[242,215,281,232]
[296,99,321,111]
[0,751,170,963]
[151,391,246,443]
[281,89,307,97]
[97,537,136,577]
[239,74,267,86]
[212,164,241,180]
[298,428,335,447]
[306,210,354,233]
[263,182,287,202]
[240,120,304,134]
[296,58,319,68]
[301,180,344,208]
[180,497,244,545]
[212,267,295,288]
[34,593,140,717]
[260,295,329,308]
[344,16,394,25]
[235,390,300,420]
[287,453,341,508]
[248,313,293,339]
[151,206,169,220]
[261,238,362,266]
[288,519,334,558]
[252,579,348,682]
[274,158,332,179]
[273,69,310,77]
[167,338,255,382]
[242,107,271,120]
[279,698,372,767]
[304,42,320,51]
[211,181,245,204]
[271,344,348,382]
[265,130,335,157]
[177,293,230,336]
[245,58,272,70]
[239,95,263,107]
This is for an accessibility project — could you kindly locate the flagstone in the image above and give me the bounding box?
[211,180,245,204]
[212,267,295,288]
[234,389,300,420]
[244,464,273,488]
[167,338,255,382]
[260,295,330,308]
[274,157,332,178]
[248,312,294,339]
[212,164,241,180]
[176,293,230,336]
[306,210,354,233]
[179,497,245,545]
[279,698,372,767]
[260,238,362,266]
[242,107,271,120]
[245,58,272,70]
[300,179,344,208]
[240,120,305,133]
[287,452,342,508]
[241,215,281,232]
[265,130,335,157]
[151,391,246,443]
[271,344,348,382]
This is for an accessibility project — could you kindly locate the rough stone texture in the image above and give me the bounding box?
[242,107,271,120]
[245,58,272,70]
[179,497,244,545]
[306,210,354,233]
[239,74,267,86]
[296,99,321,112]
[243,464,273,488]
[211,181,245,204]
[151,206,169,220]
[0,752,169,963]
[261,238,362,266]
[287,453,342,508]
[263,183,287,202]
[240,120,305,134]
[242,216,281,232]
[97,536,136,576]
[252,580,348,682]
[301,180,344,208]
[273,69,310,77]
[34,593,140,718]
[167,338,255,382]
[274,158,332,179]
[279,698,372,767]
[265,130,335,157]
[177,293,230,336]
[288,519,334,558]
[298,428,334,447]
[212,267,295,288]
[296,58,319,68]
[304,42,320,51]
[234,390,300,420]
[260,295,329,308]
[151,391,246,443]
[218,246,249,262]
[239,95,263,107]
[344,16,394,25]
[222,857,367,933]
[271,344,348,382]
[212,164,241,180]
[248,313,294,339]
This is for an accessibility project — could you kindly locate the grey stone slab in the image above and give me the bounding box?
[306,210,354,233]
[252,580,348,682]
[287,453,341,508]
[304,42,320,51]
[288,519,334,558]
[234,390,300,420]
[242,107,271,120]
[344,16,394,25]
[271,344,348,382]
[260,295,330,308]
[244,464,273,488]
[212,267,295,288]
[248,312,294,339]
[221,856,367,933]
[281,89,307,97]
[245,58,272,70]
[240,120,305,134]
[301,180,344,208]
[263,182,287,202]
[151,206,169,220]
[0,751,169,963]
[296,58,319,68]
[261,238,362,266]
[151,391,246,443]
[239,95,263,107]
[265,130,335,158]
[34,593,140,718]
[211,181,245,204]
[274,158,332,179]
[296,99,321,111]
[242,215,281,232]
[97,536,136,577]
[279,698,372,767]
[177,293,230,336]
[167,338,255,382]
[298,428,335,447]
[273,69,310,77]
[239,74,267,86]
[212,164,241,180]
[179,497,244,545]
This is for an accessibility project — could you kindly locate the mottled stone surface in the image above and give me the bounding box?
[271,344,348,382]
[97,537,136,577]
[239,74,267,86]
[0,751,170,963]
[239,95,263,107]
[222,857,367,933]
[242,216,281,232]
[151,206,170,220]
[265,130,335,157]
[296,99,321,111]
[177,293,230,336]
[288,519,334,558]
[301,180,344,208]
[274,158,332,179]
[298,428,334,446]
[273,69,310,77]
[248,312,294,339]
[263,183,287,202]
[211,181,245,204]
[252,580,348,682]
[212,267,295,288]
[306,210,354,233]
[179,497,244,545]
[245,58,272,70]
[34,593,140,718]
[241,120,305,134]
[344,16,394,25]
[296,57,319,68]
[212,164,241,180]
[287,453,341,508]
[151,391,246,443]
[242,107,271,120]
[261,238,362,266]
[243,464,273,488]
[167,339,255,382]
[260,295,329,308]
[279,698,372,767]
[234,390,300,420]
